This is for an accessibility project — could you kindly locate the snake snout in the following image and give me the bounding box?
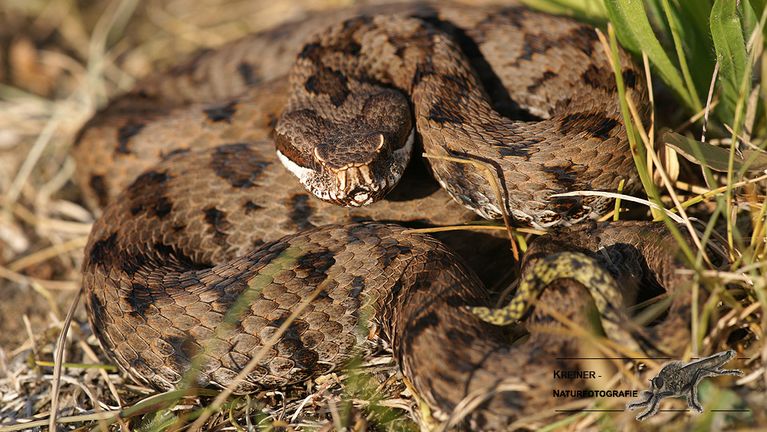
[332,165,377,206]
[308,129,413,207]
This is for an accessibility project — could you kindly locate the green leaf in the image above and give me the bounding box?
[604,0,694,110]
[710,0,749,123]
[663,130,767,173]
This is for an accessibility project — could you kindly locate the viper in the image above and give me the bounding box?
[73,2,705,429]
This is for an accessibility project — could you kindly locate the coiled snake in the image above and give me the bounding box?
[73,2,701,429]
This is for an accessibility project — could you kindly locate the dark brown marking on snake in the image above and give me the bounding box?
[342,14,373,30]
[405,310,440,341]
[237,62,259,86]
[471,6,527,43]
[436,370,460,386]
[498,137,536,157]
[120,252,148,277]
[527,70,558,93]
[305,68,350,107]
[298,42,323,63]
[288,194,315,230]
[518,26,595,65]
[387,19,436,59]
[273,320,319,367]
[558,113,618,139]
[116,122,145,154]
[441,74,472,98]
[493,6,528,28]
[294,250,335,285]
[153,242,211,270]
[428,102,464,124]
[203,206,231,245]
[543,164,579,189]
[127,171,173,219]
[518,33,554,63]
[412,58,437,88]
[162,148,191,160]
[298,18,365,65]
[445,295,468,308]
[567,27,597,56]
[380,244,413,267]
[88,292,107,332]
[210,143,270,188]
[127,282,151,317]
[622,69,638,89]
[388,280,404,299]
[336,15,373,48]
[89,175,109,208]
[167,335,201,362]
[88,232,119,270]
[581,64,614,91]
[204,101,238,123]
[551,198,582,218]
[446,328,474,345]
[242,200,264,215]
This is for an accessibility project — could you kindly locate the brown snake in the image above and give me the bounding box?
[73,2,701,429]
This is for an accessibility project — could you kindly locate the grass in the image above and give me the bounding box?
[0,0,765,430]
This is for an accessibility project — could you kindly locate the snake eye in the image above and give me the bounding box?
[652,376,664,388]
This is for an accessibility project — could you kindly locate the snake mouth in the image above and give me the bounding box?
[334,166,378,206]
[277,128,414,207]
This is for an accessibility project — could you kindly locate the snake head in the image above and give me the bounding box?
[275,89,414,207]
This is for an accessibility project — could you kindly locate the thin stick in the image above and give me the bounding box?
[422,153,519,261]
[188,278,332,430]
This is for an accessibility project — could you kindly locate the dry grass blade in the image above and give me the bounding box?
[47,287,83,431]
[438,382,528,432]
[7,236,88,272]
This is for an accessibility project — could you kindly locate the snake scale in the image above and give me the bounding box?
[73,1,702,429]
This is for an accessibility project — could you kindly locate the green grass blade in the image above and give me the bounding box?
[710,0,749,123]
[660,0,704,111]
[673,0,717,96]
[604,0,694,110]
[521,0,607,22]
[751,0,767,17]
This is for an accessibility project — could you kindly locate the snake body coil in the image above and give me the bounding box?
[74,2,696,429]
